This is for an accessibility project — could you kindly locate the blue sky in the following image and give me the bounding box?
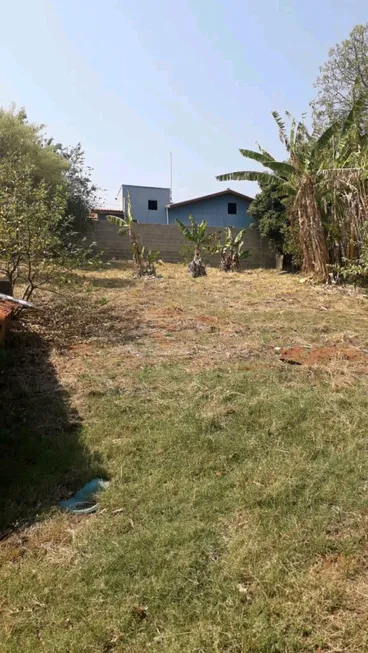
[0,0,366,205]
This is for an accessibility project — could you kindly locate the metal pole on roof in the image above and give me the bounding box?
[115,184,123,210]
[169,152,173,203]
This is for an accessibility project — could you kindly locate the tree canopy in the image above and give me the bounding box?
[0,107,98,235]
[0,106,97,299]
[59,143,98,234]
[247,176,289,256]
[0,107,69,184]
[217,100,368,281]
[311,24,368,129]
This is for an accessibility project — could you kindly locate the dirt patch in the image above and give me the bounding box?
[150,307,184,318]
[280,346,368,368]
[196,315,220,326]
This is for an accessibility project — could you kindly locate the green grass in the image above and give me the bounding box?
[2,267,368,652]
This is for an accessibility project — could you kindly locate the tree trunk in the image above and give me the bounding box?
[307,193,329,280]
[188,249,206,277]
[219,251,231,272]
[297,181,329,281]
[275,253,284,271]
[231,251,241,272]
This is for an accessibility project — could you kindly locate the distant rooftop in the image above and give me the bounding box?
[122,184,170,191]
[91,207,124,214]
[168,188,253,209]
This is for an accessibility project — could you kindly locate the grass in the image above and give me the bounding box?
[2,264,368,652]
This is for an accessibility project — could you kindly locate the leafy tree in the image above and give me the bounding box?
[217,104,368,281]
[0,157,91,301]
[57,143,98,235]
[0,107,98,238]
[176,216,218,277]
[0,106,68,184]
[0,106,99,300]
[311,24,368,129]
[247,176,290,256]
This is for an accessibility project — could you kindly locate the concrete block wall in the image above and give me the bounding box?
[88,222,276,268]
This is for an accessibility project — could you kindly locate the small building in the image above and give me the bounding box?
[167,189,253,228]
[122,184,171,225]
[109,185,253,228]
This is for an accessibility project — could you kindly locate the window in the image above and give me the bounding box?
[148,199,158,211]
[228,202,237,215]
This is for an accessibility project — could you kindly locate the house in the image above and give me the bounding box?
[105,185,253,228]
[167,189,253,228]
[89,185,274,267]
[122,184,171,225]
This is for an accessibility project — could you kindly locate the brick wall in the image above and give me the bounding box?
[88,222,276,268]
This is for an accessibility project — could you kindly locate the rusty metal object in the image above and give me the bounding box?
[0,294,33,345]
[0,300,16,345]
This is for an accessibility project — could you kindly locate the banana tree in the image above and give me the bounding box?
[316,96,368,266]
[140,246,161,276]
[107,193,159,277]
[216,227,249,272]
[176,215,218,277]
[217,111,346,280]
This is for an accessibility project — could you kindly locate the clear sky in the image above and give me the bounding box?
[0,0,366,206]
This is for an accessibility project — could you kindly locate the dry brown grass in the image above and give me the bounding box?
[41,264,368,390]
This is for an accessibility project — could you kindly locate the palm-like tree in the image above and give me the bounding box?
[107,193,144,276]
[217,108,366,280]
[316,99,368,265]
[216,227,249,272]
[176,215,217,277]
[107,193,160,277]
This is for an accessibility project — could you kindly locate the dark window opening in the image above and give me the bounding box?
[228,202,237,215]
[148,199,158,210]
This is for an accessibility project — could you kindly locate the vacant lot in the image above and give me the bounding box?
[2,264,368,652]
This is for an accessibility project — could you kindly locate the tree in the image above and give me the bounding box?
[247,176,290,256]
[0,106,99,300]
[214,227,249,272]
[217,106,368,281]
[0,106,68,184]
[107,194,160,277]
[57,143,98,235]
[176,216,218,277]
[0,157,90,301]
[311,24,368,129]
[217,113,331,279]
[316,98,368,267]
[0,107,98,238]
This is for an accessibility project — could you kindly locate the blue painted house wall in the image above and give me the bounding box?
[122,184,170,225]
[168,192,252,228]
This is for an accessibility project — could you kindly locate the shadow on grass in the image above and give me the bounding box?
[0,323,106,531]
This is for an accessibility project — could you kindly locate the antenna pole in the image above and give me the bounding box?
[169,152,173,203]
[115,184,123,210]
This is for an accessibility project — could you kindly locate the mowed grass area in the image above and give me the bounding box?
[2,264,368,652]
